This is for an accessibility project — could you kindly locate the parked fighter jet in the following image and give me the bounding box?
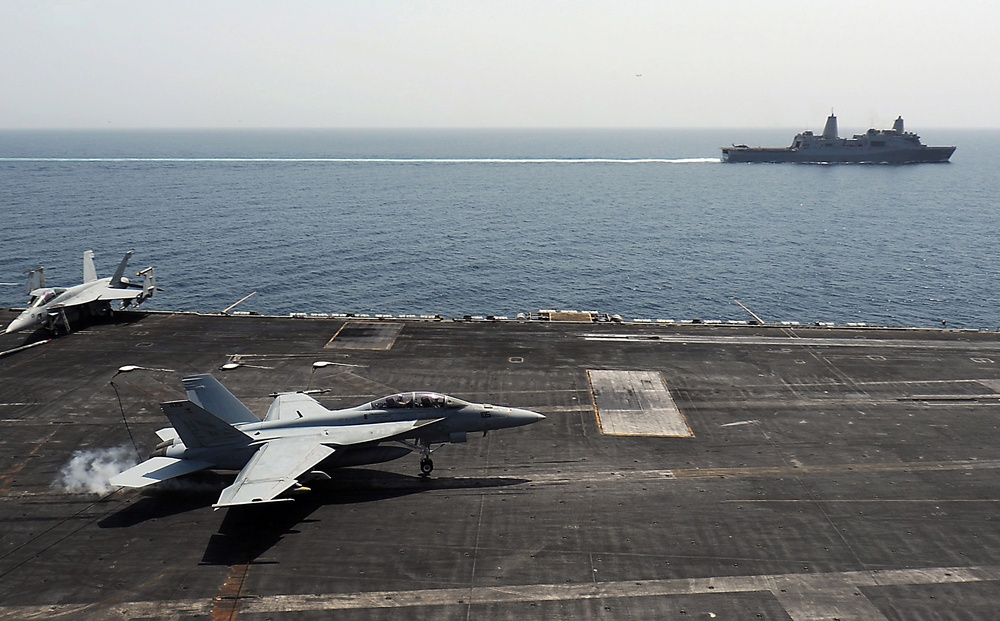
[5,250,156,334]
[111,374,545,508]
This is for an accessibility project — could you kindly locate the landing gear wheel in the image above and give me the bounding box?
[419,458,434,476]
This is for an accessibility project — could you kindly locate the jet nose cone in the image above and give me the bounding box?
[5,314,35,334]
[511,408,546,425]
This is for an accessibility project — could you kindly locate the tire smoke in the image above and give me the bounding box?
[54,446,138,495]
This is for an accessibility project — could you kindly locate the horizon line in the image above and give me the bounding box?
[0,125,987,132]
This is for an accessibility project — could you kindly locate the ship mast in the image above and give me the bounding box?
[822,110,838,140]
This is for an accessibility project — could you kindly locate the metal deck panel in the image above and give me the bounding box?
[588,369,693,437]
[3,310,1000,619]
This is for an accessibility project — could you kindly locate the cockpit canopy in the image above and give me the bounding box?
[368,392,469,410]
[29,289,58,307]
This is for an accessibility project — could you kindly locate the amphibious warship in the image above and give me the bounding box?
[722,113,956,163]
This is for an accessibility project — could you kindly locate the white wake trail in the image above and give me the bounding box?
[0,157,721,164]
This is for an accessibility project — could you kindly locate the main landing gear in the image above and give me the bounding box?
[420,457,434,476]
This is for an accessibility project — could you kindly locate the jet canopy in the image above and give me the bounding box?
[367,392,469,410]
[29,289,58,307]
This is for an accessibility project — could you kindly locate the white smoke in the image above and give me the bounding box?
[54,446,139,495]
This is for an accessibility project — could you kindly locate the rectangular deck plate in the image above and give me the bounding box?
[588,370,693,437]
[326,322,403,350]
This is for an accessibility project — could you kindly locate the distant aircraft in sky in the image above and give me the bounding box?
[111,374,545,508]
[4,250,157,335]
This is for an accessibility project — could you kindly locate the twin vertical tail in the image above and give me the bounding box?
[109,250,135,289]
[158,375,257,453]
[109,375,256,490]
[181,374,260,425]
[83,250,98,283]
[24,267,45,295]
[162,400,252,449]
[111,250,158,308]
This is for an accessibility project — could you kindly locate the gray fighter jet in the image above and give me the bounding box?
[5,250,156,334]
[111,374,545,508]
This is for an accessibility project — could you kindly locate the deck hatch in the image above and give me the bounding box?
[588,370,693,437]
[325,322,402,350]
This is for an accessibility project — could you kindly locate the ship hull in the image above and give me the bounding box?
[722,145,955,164]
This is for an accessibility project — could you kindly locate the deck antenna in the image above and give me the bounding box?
[222,291,257,315]
[733,299,765,325]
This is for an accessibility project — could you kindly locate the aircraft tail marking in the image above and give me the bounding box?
[162,400,252,448]
[182,374,259,425]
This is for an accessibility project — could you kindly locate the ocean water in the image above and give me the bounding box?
[1,128,997,329]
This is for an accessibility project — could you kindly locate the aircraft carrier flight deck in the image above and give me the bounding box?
[2,309,1000,620]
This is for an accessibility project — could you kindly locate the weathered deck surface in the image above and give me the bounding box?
[2,310,1000,620]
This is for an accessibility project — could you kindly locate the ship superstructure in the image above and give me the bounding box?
[722,114,955,163]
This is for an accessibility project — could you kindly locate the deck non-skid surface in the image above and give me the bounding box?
[588,370,692,437]
[2,310,1000,620]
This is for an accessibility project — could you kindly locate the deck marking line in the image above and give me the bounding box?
[3,564,994,618]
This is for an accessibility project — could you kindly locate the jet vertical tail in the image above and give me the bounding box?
[181,374,260,425]
[83,250,98,283]
[109,250,135,289]
[24,267,45,295]
[162,400,253,448]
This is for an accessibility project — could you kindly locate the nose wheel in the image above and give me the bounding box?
[419,457,434,476]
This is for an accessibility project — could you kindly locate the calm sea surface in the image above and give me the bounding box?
[1,128,996,328]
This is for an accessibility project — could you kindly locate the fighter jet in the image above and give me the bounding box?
[5,250,157,335]
[111,374,545,508]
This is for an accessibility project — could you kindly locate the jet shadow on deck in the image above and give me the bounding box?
[98,469,528,566]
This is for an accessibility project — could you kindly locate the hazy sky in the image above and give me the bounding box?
[1,1,996,129]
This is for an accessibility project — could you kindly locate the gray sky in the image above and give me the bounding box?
[1,1,995,129]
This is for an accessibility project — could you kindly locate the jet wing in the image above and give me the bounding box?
[110,456,214,488]
[214,438,336,509]
[51,286,141,308]
[94,288,145,301]
[213,420,443,508]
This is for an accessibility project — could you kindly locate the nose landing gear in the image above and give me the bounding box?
[418,441,435,477]
[399,439,439,478]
